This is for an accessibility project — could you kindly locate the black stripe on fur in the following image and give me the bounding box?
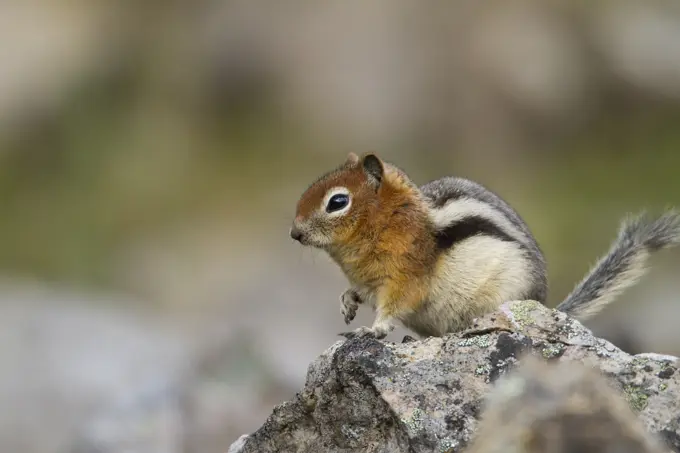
[434,216,518,251]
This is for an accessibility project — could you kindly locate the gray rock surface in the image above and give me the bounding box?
[229,300,680,453]
[466,357,668,453]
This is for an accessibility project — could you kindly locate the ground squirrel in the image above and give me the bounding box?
[290,152,680,339]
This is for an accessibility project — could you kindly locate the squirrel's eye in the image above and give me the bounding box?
[326,194,349,213]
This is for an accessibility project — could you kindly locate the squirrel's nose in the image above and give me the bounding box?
[290,226,303,243]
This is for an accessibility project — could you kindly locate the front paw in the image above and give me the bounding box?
[339,326,378,340]
[338,324,390,340]
[340,288,362,325]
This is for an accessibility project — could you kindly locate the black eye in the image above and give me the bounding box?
[326,193,349,213]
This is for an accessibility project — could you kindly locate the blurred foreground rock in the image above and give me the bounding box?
[466,358,667,453]
[230,300,680,453]
[0,281,295,453]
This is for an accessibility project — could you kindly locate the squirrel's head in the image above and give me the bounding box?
[290,152,385,249]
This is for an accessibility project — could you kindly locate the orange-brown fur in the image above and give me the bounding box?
[293,153,437,325]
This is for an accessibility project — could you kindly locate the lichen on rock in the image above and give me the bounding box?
[229,300,680,453]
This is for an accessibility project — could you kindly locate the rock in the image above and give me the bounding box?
[465,357,667,453]
[228,435,249,453]
[229,300,680,453]
[0,285,194,453]
[70,377,186,453]
[0,281,289,453]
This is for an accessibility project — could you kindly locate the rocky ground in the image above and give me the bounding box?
[229,300,680,453]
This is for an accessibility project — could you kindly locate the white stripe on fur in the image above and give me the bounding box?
[427,197,529,244]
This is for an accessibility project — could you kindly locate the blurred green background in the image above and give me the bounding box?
[1,1,680,452]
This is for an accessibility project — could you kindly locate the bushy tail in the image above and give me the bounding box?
[556,210,680,320]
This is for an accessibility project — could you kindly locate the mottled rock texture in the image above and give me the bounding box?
[466,357,668,453]
[229,300,680,453]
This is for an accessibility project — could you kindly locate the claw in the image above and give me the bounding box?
[402,335,416,343]
[340,288,362,325]
[343,307,356,325]
[338,326,375,340]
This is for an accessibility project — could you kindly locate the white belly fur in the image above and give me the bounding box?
[401,236,532,337]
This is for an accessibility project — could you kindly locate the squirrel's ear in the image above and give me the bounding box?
[345,152,359,165]
[361,153,383,187]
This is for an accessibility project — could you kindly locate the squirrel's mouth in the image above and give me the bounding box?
[290,226,315,247]
[296,236,311,246]
[289,223,332,249]
[290,226,304,243]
